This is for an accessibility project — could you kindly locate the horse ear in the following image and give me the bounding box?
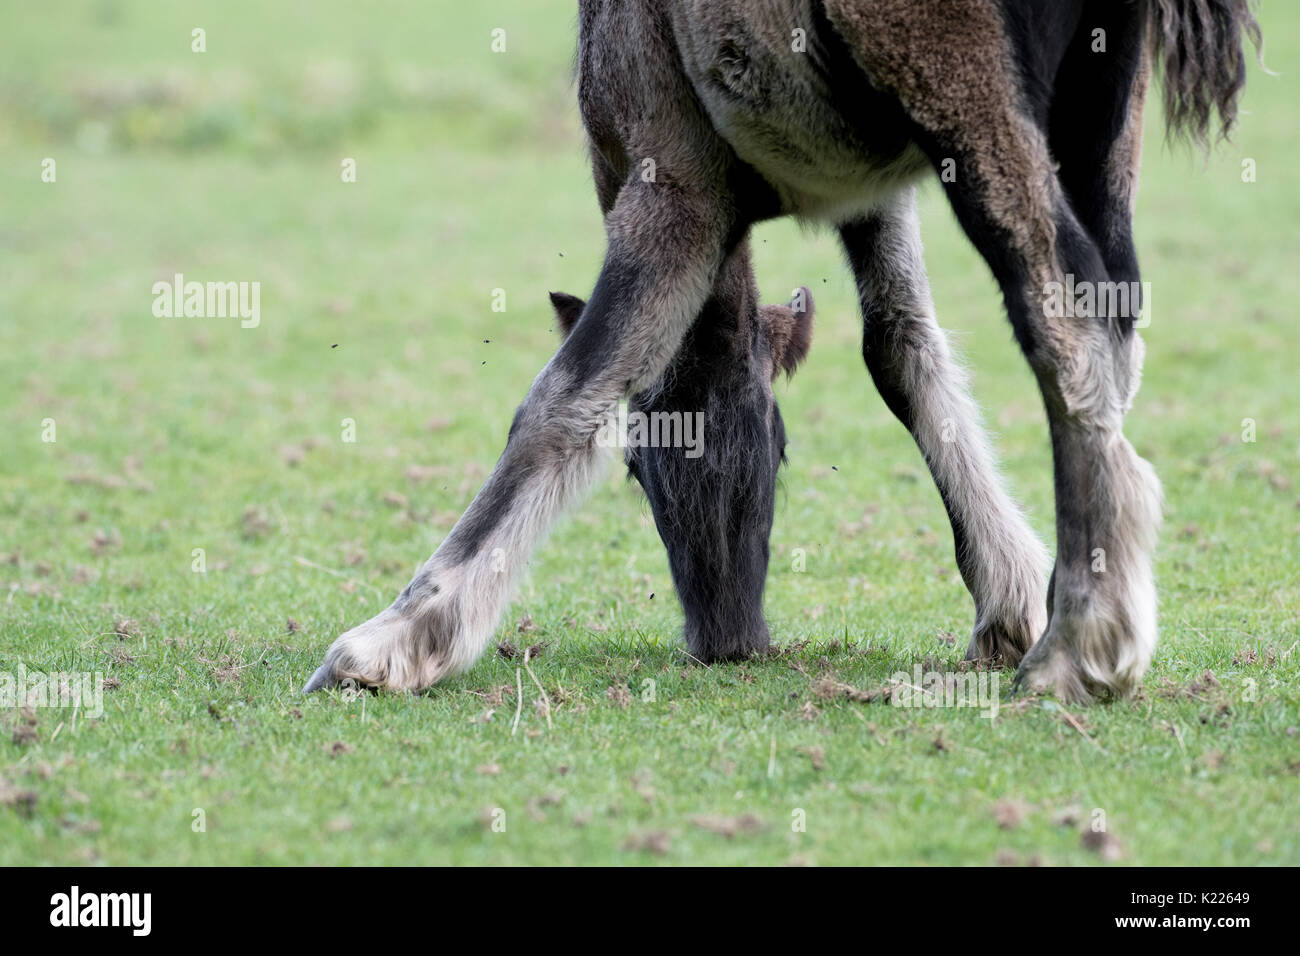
[548,291,586,338]
[761,286,814,378]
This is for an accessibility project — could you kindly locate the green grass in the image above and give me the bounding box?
[1,0,1297,865]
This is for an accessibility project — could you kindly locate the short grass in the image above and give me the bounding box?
[1,1,1297,865]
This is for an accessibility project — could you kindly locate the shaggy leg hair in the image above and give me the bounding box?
[824,0,1164,701]
[841,190,1048,668]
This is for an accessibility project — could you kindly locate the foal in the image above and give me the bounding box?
[306,0,1260,703]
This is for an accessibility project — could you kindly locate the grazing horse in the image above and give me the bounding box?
[549,284,813,663]
[306,0,1261,703]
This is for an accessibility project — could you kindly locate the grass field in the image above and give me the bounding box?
[1,1,1297,865]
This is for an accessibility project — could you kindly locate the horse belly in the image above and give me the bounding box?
[674,0,930,220]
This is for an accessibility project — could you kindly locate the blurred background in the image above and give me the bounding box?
[0,1,1296,864]
[3,0,1293,637]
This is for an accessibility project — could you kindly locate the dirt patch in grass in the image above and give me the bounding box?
[497,640,546,660]
[1233,647,1277,667]
[992,798,1030,830]
[198,654,247,684]
[622,830,671,855]
[1157,669,1222,701]
[1081,829,1125,861]
[0,779,38,817]
[240,506,273,540]
[469,684,514,707]
[807,670,894,704]
[690,813,762,838]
